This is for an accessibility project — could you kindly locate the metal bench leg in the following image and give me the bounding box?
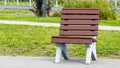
[91,36,97,60]
[55,43,62,63]
[91,42,97,60]
[61,44,69,60]
[86,44,92,64]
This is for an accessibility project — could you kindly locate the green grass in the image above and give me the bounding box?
[0,9,60,23]
[0,24,58,56]
[0,24,120,59]
[0,1,35,6]
[0,9,120,26]
[99,20,120,26]
[99,14,120,26]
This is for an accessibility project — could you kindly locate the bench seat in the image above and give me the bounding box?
[52,36,96,44]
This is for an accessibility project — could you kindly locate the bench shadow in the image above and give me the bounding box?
[66,58,85,64]
[33,57,85,64]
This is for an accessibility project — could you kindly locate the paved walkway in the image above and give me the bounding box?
[0,56,119,68]
[0,20,120,31]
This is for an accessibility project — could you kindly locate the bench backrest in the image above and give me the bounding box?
[59,8,100,37]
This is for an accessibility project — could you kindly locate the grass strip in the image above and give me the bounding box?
[0,24,119,59]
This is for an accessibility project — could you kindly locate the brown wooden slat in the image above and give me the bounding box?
[60,31,98,36]
[60,25,98,31]
[62,9,99,15]
[52,36,92,39]
[52,36,92,44]
[61,15,99,20]
[61,20,98,25]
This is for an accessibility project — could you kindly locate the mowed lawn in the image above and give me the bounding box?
[0,9,60,23]
[0,24,119,59]
[0,9,120,26]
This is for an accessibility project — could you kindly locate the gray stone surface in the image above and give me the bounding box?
[0,56,119,68]
[116,8,120,14]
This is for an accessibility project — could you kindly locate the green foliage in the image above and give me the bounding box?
[58,0,64,4]
[51,11,61,17]
[63,0,116,20]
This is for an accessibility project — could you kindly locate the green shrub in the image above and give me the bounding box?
[63,0,116,20]
[51,11,61,17]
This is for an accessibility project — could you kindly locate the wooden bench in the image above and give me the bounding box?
[51,8,100,64]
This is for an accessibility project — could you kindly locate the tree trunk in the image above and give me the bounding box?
[35,0,43,16]
[46,0,51,16]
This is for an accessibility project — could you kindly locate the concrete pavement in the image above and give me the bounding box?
[0,20,60,27]
[0,20,120,31]
[0,56,120,68]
